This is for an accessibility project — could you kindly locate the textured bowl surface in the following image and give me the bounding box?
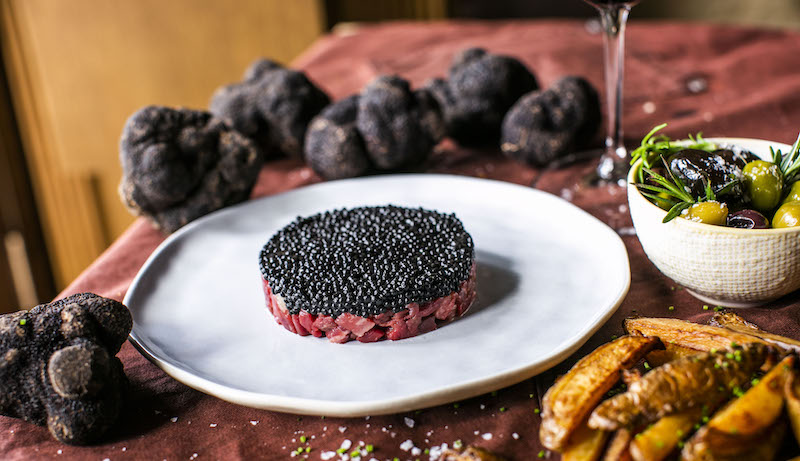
[628,138,800,307]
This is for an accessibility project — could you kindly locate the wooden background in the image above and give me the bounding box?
[0,0,797,313]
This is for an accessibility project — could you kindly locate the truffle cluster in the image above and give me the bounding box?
[0,293,132,445]
[304,75,445,180]
[119,105,262,232]
[501,76,601,166]
[427,47,539,147]
[259,205,474,317]
[210,58,330,159]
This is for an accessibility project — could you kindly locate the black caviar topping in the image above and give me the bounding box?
[259,205,475,317]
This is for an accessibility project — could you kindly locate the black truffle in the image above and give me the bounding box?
[259,205,474,317]
[210,58,330,159]
[356,75,445,170]
[119,105,262,233]
[431,48,539,146]
[501,76,601,166]
[304,95,371,180]
[0,293,132,445]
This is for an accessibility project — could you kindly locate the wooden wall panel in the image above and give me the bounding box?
[0,0,325,288]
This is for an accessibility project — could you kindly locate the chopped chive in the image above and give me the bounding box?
[538,450,546,458]
[19,319,26,326]
[668,305,674,311]
[499,407,506,412]
[534,408,540,414]
[365,444,374,452]
[703,305,709,310]
[299,436,307,443]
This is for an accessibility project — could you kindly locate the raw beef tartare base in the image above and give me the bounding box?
[258,205,476,344]
[262,263,476,343]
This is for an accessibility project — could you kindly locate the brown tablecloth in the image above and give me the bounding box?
[4,20,800,461]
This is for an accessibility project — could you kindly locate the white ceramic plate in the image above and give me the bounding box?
[125,174,630,416]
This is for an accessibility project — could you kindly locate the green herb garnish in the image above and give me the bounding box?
[630,123,716,183]
[771,132,800,184]
[632,124,740,223]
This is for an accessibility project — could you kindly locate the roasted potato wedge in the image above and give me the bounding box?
[589,344,770,431]
[603,428,633,461]
[704,354,792,436]
[680,419,786,461]
[784,366,800,443]
[562,422,609,461]
[540,335,661,450]
[624,318,770,352]
[629,407,705,461]
[711,312,800,353]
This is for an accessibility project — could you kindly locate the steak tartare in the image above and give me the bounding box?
[258,205,476,343]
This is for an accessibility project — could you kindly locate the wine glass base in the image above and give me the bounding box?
[555,148,629,187]
[593,154,630,186]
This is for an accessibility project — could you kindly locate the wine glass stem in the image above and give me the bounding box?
[596,5,631,180]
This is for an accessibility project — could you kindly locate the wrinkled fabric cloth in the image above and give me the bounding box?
[3,20,800,460]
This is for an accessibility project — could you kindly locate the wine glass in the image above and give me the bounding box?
[584,0,640,184]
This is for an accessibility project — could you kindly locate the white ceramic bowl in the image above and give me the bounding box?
[628,138,800,307]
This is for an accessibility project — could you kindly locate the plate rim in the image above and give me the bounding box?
[124,173,631,416]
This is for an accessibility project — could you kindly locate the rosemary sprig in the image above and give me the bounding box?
[770,132,800,185]
[630,123,717,183]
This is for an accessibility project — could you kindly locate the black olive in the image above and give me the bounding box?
[726,209,769,229]
[666,148,754,201]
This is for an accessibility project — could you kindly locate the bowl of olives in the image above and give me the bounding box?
[627,125,800,307]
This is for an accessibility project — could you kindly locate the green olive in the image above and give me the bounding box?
[743,160,783,213]
[772,201,800,228]
[781,181,800,206]
[682,201,729,226]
